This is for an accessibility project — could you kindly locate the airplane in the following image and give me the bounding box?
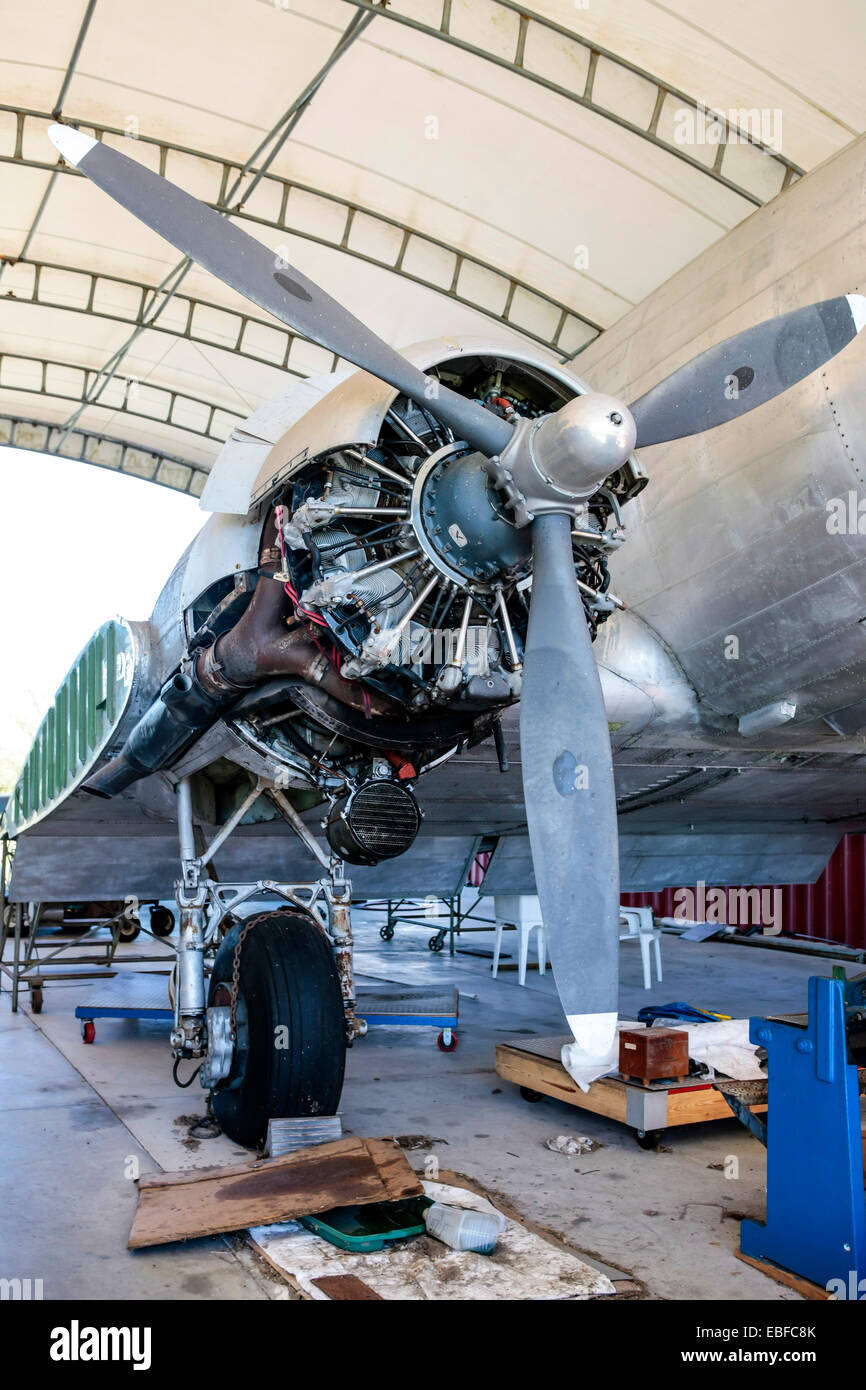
[2,119,865,1149]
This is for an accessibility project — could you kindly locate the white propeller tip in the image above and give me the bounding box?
[561,1014,619,1092]
[48,123,97,167]
[847,293,866,336]
[565,1011,618,1060]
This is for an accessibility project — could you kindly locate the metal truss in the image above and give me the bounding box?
[3,257,333,379]
[0,412,209,496]
[0,0,97,277]
[0,350,245,447]
[343,0,803,206]
[0,106,602,358]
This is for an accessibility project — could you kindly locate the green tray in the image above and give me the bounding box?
[301,1196,432,1252]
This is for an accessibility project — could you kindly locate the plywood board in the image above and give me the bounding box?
[128,1137,422,1249]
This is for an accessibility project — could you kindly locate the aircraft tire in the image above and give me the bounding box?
[208,909,346,1150]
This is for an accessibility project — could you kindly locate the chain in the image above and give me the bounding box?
[228,915,259,1041]
[225,900,324,1039]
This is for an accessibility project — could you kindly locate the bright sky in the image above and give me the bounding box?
[0,448,206,786]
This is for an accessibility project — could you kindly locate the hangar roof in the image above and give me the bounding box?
[1,0,863,499]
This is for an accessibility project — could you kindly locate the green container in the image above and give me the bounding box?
[301,1196,432,1253]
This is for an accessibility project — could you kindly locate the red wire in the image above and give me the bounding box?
[274,505,371,721]
[274,505,328,627]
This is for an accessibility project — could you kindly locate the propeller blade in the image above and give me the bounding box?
[520,512,620,1064]
[629,295,866,448]
[47,124,511,459]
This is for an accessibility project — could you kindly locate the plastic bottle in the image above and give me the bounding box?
[423,1202,506,1254]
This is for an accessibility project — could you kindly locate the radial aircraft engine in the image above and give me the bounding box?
[17,122,862,1147]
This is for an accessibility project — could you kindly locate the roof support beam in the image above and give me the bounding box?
[0,1,99,278]
[2,257,332,379]
[0,108,602,358]
[53,0,98,119]
[0,352,245,450]
[341,0,803,206]
[48,8,375,446]
[0,413,208,496]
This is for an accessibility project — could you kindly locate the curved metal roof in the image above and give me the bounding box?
[1,0,863,497]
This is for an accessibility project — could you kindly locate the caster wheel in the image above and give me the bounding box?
[437,1030,458,1052]
[81,1020,95,1044]
[30,985,43,1014]
[117,918,140,943]
[428,934,445,953]
[379,925,394,941]
[150,905,175,938]
[635,1128,666,1150]
[207,909,346,1151]
[519,1086,543,1103]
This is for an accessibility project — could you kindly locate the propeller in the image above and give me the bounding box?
[628,296,866,447]
[520,513,619,1054]
[48,122,866,1074]
[46,126,512,463]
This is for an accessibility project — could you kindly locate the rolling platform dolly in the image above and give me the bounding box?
[495,1034,769,1148]
[355,985,459,1051]
[75,973,173,1042]
[74,975,459,1051]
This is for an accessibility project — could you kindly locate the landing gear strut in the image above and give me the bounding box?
[171,775,363,1148]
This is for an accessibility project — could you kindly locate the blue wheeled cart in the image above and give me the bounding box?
[73,975,459,1051]
[74,972,173,1042]
[356,985,459,1051]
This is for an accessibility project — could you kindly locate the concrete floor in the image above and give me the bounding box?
[2,897,858,1301]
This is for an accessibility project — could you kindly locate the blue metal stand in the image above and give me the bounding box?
[741,975,865,1291]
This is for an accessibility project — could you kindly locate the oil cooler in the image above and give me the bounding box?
[325,780,421,866]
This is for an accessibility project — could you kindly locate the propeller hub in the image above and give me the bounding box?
[531,393,636,499]
[489,392,637,526]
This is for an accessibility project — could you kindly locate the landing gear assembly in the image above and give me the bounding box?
[170,774,364,1149]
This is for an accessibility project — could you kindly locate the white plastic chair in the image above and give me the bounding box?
[491,894,547,986]
[619,906,663,990]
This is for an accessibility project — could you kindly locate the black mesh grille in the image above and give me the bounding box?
[350,782,420,856]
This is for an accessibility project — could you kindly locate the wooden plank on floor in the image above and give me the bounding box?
[128,1137,423,1249]
[667,1087,767,1126]
[311,1274,384,1301]
[735,1249,831,1300]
